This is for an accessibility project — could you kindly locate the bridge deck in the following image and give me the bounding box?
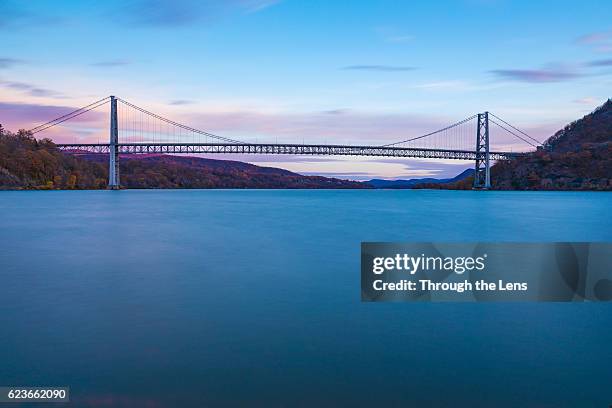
[56,143,522,161]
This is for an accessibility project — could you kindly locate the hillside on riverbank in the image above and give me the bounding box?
[414,99,612,190]
[0,127,366,189]
[493,99,611,190]
[0,129,108,189]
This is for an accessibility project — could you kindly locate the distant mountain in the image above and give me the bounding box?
[0,129,367,190]
[366,168,474,189]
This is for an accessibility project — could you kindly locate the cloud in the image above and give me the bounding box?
[0,80,65,98]
[120,0,279,27]
[489,67,581,83]
[576,31,611,44]
[173,107,549,154]
[490,57,612,83]
[342,65,416,72]
[321,109,347,115]
[90,59,131,67]
[169,99,196,106]
[414,80,470,91]
[261,159,470,180]
[0,101,106,141]
[0,57,24,69]
[374,27,415,43]
[576,30,612,53]
[374,26,416,43]
[181,110,444,144]
[573,97,598,105]
[588,59,612,67]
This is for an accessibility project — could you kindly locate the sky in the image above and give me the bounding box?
[0,0,611,179]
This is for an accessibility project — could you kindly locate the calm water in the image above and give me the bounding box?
[1,190,611,407]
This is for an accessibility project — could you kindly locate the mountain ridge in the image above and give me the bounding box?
[366,168,474,188]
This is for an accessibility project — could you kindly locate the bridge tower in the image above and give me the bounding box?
[473,111,491,189]
[108,95,120,189]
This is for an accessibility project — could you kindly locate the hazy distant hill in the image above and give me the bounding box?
[0,128,366,190]
[366,168,474,189]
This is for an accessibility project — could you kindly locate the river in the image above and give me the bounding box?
[1,190,610,407]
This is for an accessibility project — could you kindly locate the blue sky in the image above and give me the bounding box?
[1,0,611,179]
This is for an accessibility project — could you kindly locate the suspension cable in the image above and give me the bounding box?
[489,112,542,145]
[381,115,477,147]
[117,98,243,144]
[489,118,538,147]
[29,97,110,134]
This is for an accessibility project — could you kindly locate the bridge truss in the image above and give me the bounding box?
[57,142,519,161]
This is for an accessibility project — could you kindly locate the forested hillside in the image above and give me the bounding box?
[493,99,611,190]
[0,128,107,189]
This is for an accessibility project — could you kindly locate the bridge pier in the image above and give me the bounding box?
[108,95,120,189]
[473,111,491,189]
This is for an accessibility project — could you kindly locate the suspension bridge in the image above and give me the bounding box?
[28,96,542,190]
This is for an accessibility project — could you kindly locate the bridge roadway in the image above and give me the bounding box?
[56,143,522,161]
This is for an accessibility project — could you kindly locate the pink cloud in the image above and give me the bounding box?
[0,101,107,143]
[576,31,612,45]
[179,110,450,145]
[576,30,612,53]
[178,109,541,152]
[490,67,581,83]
